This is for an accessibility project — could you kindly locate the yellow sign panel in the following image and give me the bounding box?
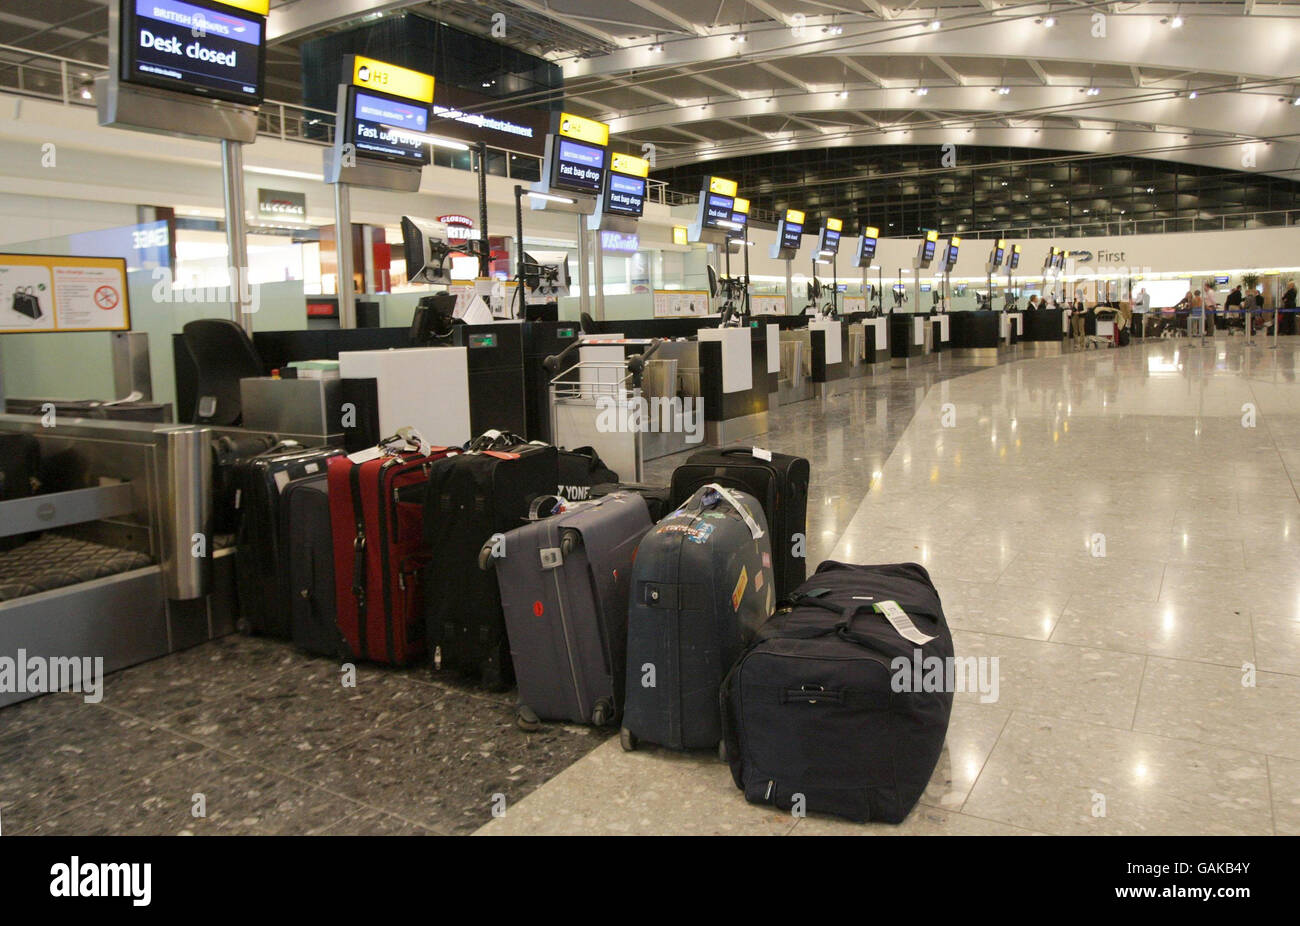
[558,113,610,146]
[996,239,1006,249]
[672,226,689,245]
[733,197,750,215]
[610,152,650,177]
[951,235,962,246]
[0,253,131,334]
[351,56,434,104]
[785,209,805,225]
[708,176,738,197]
[864,226,880,238]
[925,230,939,242]
[826,217,843,232]
[1012,244,1021,253]
[210,0,270,15]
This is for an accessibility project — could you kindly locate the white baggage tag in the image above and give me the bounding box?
[751,446,772,462]
[873,600,935,646]
[347,446,384,465]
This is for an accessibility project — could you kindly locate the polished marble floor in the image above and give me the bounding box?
[4,336,1298,835]
[481,336,1300,835]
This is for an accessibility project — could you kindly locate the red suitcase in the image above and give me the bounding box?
[328,438,456,665]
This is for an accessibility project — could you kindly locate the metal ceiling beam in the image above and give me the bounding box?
[267,0,426,43]
[756,61,814,93]
[690,71,747,98]
[623,0,710,35]
[838,56,887,87]
[928,55,966,86]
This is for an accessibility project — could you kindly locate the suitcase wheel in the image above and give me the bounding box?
[619,727,638,752]
[560,528,582,557]
[477,540,496,572]
[590,698,613,727]
[516,705,542,732]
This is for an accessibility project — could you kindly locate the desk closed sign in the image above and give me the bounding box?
[257,189,306,221]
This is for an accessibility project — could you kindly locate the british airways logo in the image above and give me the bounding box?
[1071,250,1094,262]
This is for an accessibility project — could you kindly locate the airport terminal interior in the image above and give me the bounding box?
[1,0,1299,838]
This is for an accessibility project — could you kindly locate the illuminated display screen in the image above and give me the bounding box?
[922,239,936,262]
[551,138,606,194]
[122,0,265,104]
[605,171,646,216]
[350,88,430,165]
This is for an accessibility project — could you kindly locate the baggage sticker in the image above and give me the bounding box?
[533,600,544,617]
[754,570,764,592]
[273,470,291,493]
[731,566,748,611]
[873,600,936,646]
[761,551,772,568]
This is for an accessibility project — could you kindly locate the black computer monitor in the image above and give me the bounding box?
[401,216,453,285]
[409,292,457,345]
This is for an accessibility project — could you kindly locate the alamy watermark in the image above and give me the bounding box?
[595,388,703,443]
[891,648,1000,704]
[0,649,103,703]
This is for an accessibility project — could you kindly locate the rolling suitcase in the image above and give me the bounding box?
[211,433,278,537]
[0,432,41,551]
[669,445,810,600]
[588,482,672,522]
[283,473,346,658]
[721,561,955,824]
[620,484,774,753]
[234,444,344,637]
[423,439,558,688]
[488,491,653,728]
[329,438,453,666]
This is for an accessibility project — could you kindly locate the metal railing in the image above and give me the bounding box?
[896,210,1300,239]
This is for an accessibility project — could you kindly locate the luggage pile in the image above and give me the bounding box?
[221,432,954,825]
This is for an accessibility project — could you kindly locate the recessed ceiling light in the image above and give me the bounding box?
[930,20,941,30]
[731,32,746,43]
[649,42,663,53]
[1171,15,1183,28]
[1187,90,1198,99]
[915,87,929,96]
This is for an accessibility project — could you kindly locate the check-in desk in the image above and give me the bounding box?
[930,313,951,354]
[778,328,812,406]
[861,317,890,366]
[1021,308,1066,354]
[750,322,781,407]
[949,310,1004,358]
[999,311,1024,347]
[890,312,926,365]
[808,319,849,397]
[697,326,769,444]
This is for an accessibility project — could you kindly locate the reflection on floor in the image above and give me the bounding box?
[480,337,1300,835]
[3,337,1298,835]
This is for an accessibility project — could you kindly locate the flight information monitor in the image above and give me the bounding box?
[604,153,649,217]
[778,209,805,251]
[943,236,961,271]
[699,176,745,232]
[1008,244,1021,270]
[551,138,606,194]
[818,217,843,256]
[854,226,879,268]
[121,0,266,105]
[916,229,939,267]
[990,239,1005,269]
[348,86,430,165]
[1044,247,1058,271]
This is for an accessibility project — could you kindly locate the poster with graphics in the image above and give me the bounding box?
[0,255,130,333]
[653,289,710,317]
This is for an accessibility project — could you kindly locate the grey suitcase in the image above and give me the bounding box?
[487,491,653,729]
[620,484,775,753]
[283,473,347,659]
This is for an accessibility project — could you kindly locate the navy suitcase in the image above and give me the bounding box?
[283,473,347,658]
[620,484,775,753]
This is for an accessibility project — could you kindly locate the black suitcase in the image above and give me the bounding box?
[422,441,558,688]
[721,561,955,824]
[556,446,619,501]
[283,473,347,658]
[233,444,344,638]
[621,484,775,753]
[669,446,810,600]
[589,482,672,522]
[491,491,652,727]
[0,433,41,551]
[211,433,279,537]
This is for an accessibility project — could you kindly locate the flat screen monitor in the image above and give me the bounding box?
[605,171,646,217]
[819,224,842,257]
[855,233,878,267]
[943,242,959,270]
[920,284,932,292]
[1008,247,1021,270]
[401,216,452,285]
[551,138,606,194]
[778,217,803,251]
[1044,249,1057,271]
[349,87,430,165]
[918,234,937,266]
[121,0,265,105]
[990,244,1004,268]
[1053,251,1066,271]
[702,192,737,230]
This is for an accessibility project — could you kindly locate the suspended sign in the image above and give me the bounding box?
[120,0,267,105]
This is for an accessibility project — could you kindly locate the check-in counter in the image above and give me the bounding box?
[808,319,849,397]
[1021,308,1066,353]
[777,328,811,406]
[930,313,951,353]
[949,310,1004,357]
[890,312,925,364]
[751,322,781,406]
[697,326,768,444]
[861,317,890,366]
[999,312,1024,346]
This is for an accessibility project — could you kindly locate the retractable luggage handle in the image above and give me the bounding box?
[702,483,764,539]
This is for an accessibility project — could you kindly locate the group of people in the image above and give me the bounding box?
[1171,280,1296,336]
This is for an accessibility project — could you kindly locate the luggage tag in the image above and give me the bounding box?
[873,600,935,646]
[751,446,772,462]
[702,483,765,539]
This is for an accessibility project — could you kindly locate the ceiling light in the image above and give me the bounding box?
[731,32,746,43]
[1292,97,1300,106]
[915,87,929,96]
[1187,90,1197,99]
[996,86,1011,95]
[1171,15,1183,28]
[79,88,93,100]
[649,42,663,53]
[1044,16,1056,27]
[930,20,941,30]
[837,90,848,99]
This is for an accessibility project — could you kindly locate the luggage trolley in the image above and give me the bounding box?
[544,338,663,483]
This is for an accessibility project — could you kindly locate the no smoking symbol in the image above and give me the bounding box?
[94,285,119,310]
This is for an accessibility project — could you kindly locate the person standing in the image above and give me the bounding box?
[1282,280,1296,336]
[1225,285,1244,334]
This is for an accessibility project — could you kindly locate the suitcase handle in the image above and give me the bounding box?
[702,483,764,539]
[527,495,567,520]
